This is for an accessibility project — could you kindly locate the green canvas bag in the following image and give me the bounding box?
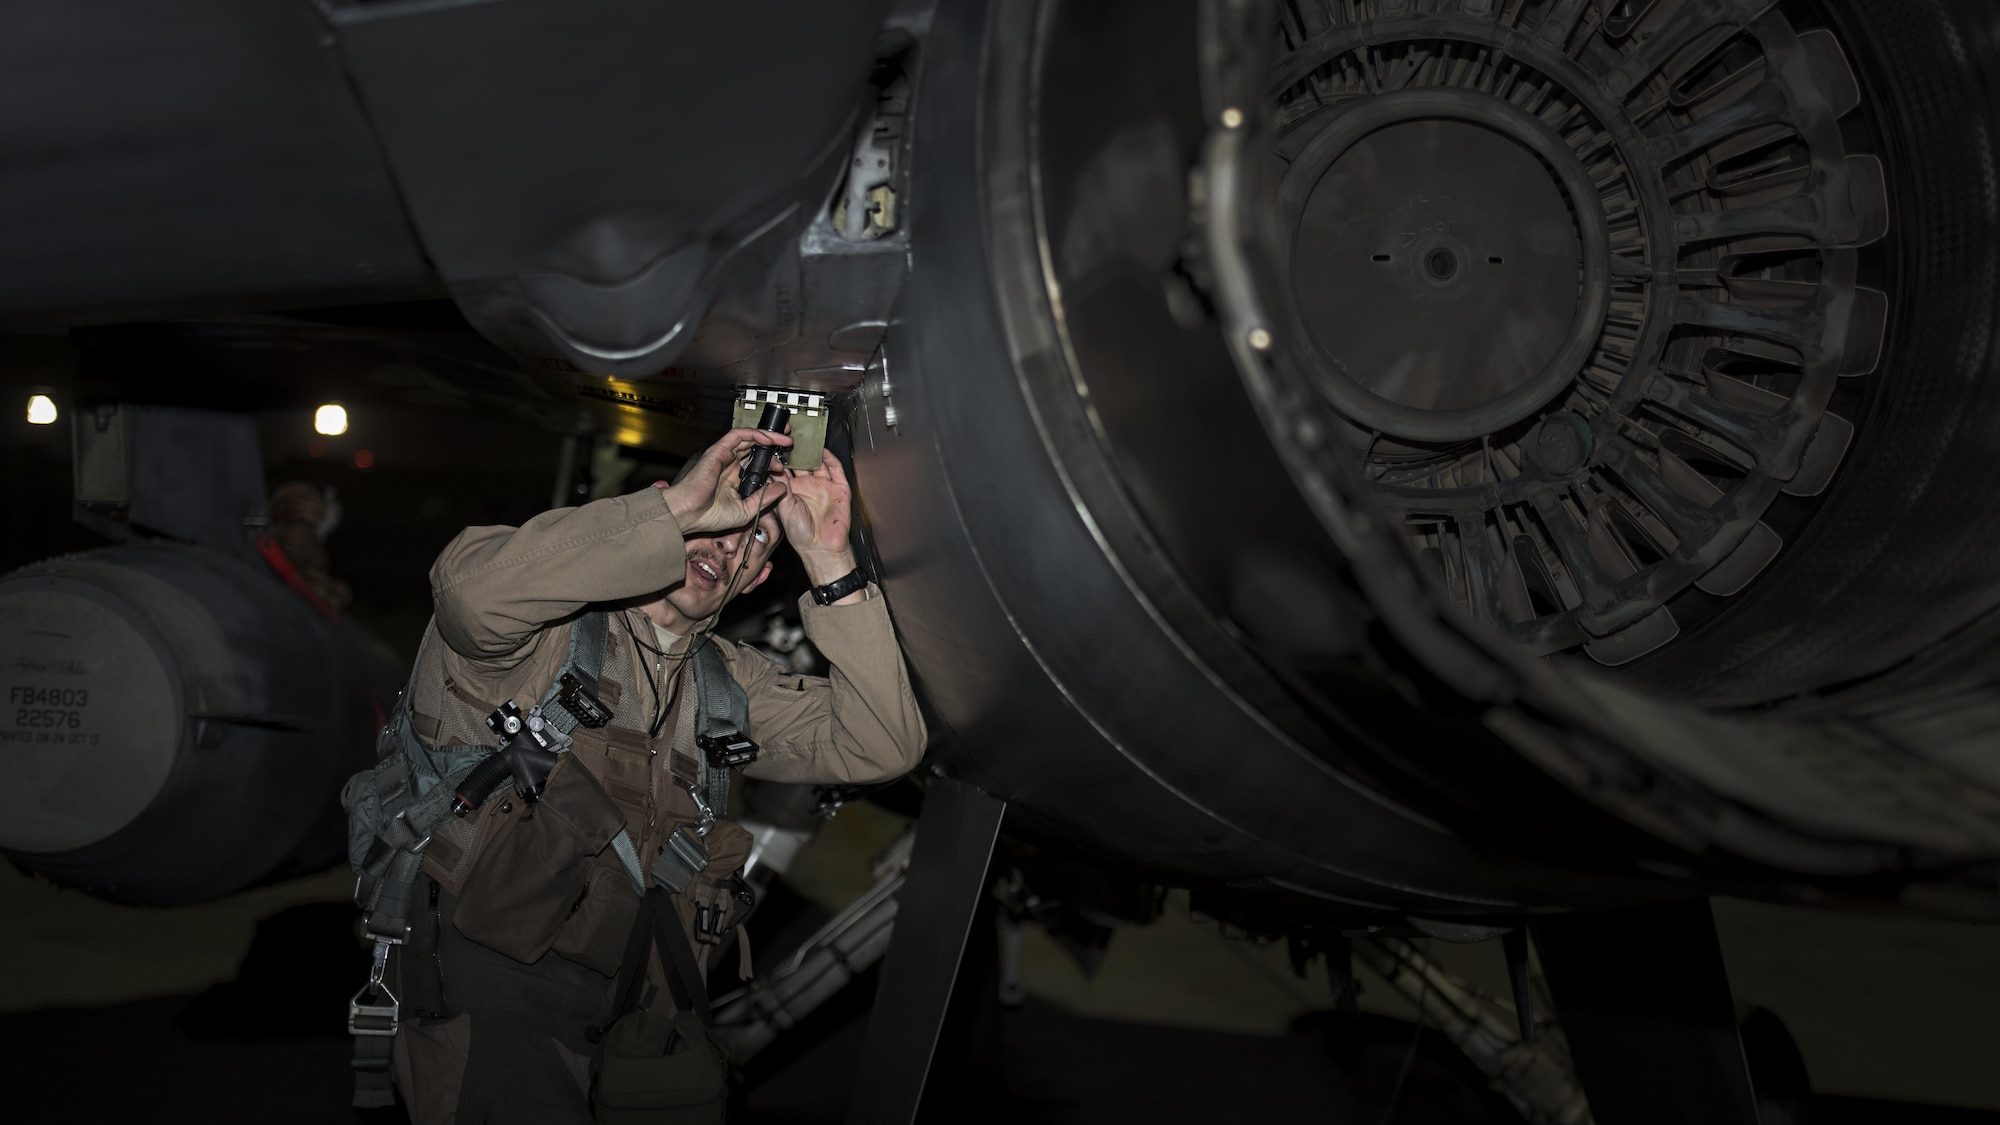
[594,1010,728,1124]
[591,887,731,1124]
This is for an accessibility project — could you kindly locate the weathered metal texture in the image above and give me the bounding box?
[1269,0,1889,668]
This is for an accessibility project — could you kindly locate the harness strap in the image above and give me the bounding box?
[352,1034,396,1108]
[605,887,715,1032]
[690,636,750,818]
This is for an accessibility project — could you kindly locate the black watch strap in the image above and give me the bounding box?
[810,568,868,606]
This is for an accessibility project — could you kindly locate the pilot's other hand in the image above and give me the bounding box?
[657,428,791,535]
[778,447,859,586]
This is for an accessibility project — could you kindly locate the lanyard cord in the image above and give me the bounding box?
[627,625,670,739]
[620,524,767,740]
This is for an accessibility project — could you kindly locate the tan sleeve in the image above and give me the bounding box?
[429,487,688,668]
[734,586,927,786]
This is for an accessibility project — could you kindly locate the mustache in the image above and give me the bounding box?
[684,546,749,582]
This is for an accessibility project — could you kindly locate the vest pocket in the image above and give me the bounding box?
[450,755,628,965]
[550,848,642,976]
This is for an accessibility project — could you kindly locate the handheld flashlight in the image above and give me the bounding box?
[738,403,791,498]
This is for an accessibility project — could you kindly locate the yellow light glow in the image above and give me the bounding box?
[314,403,349,436]
[25,394,57,425]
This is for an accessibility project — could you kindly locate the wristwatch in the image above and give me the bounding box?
[810,568,868,606]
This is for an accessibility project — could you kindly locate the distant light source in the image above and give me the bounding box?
[314,403,349,436]
[25,394,57,425]
[354,449,375,470]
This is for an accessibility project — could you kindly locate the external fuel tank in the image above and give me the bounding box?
[0,543,392,904]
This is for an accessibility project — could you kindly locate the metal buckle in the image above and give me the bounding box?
[699,728,758,769]
[693,900,728,944]
[652,826,710,895]
[525,704,570,753]
[557,671,611,729]
[347,939,400,1037]
[688,785,716,837]
[360,918,410,946]
[348,989,400,1037]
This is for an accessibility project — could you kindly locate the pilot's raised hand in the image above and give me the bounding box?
[656,427,791,535]
[777,447,860,587]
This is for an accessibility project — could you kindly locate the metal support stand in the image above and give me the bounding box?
[844,778,1006,1125]
[1502,928,1535,1042]
[1532,898,1760,1125]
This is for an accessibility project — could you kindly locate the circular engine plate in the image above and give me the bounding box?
[0,586,178,853]
[1271,0,1889,667]
[1288,91,1602,440]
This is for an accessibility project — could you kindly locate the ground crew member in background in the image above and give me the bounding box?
[380,426,926,1123]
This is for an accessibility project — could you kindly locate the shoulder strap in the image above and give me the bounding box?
[654,891,714,1025]
[689,636,750,815]
[689,635,750,740]
[607,887,714,1029]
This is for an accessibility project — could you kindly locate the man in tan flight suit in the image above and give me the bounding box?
[386,426,926,1124]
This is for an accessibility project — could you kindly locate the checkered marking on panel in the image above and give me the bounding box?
[742,388,824,419]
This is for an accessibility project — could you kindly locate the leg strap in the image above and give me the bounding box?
[352,1032,398,1109]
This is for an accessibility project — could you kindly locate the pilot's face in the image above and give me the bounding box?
[663,508,783,625]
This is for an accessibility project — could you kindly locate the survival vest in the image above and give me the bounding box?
[338,610,751,1109]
